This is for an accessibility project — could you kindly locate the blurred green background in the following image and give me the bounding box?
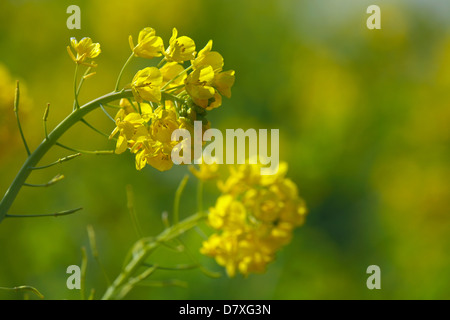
[0,0,449,299]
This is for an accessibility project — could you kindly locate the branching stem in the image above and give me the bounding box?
[0,90,134,223]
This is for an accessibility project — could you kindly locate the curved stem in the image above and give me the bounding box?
[173,174,189,225]
[101,212,207,300]
[115,53,134,92]
[0,90,134,223]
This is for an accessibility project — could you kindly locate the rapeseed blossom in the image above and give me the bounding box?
[67,37,101,66]
[111,27,235,172]
[197,162,307,277]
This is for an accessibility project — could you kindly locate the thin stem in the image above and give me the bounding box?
[80,247,87,300]
[56,142,114,155]
[126,98,139,113]
[73,64,79,110]
[24,174,64,188]
[197,180,204,214]
[162,92,184,102]
[30,153,81,170]
[0,286,44,299]
[80,118,111,139]
[143,263,199,271]
[173,174,189,225]
[14,81,30,156]
[103,103,121,109]
[161,84,185,93]
[136,280,187,288]
[87,225,111,286]
[5,207,82,218]
[101,212,207,300]
[126,185,143,239]
[77,67,92,96]
[43,103,50,140]
[0,90,134,223]
[100,104,115,123]
[157,57,166,68]
[161,65,192,91]
[115,53,134,92]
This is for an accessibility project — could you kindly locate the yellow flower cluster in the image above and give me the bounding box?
[199,162,307,277]
[129,27,235,110]
[110,27,235,171]
[110,99,209,171]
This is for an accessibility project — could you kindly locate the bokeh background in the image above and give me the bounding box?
[1,0,449,299]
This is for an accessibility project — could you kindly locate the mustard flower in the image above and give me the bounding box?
[150,104,179,143]
[189,40,235,109]
[67,37,101,66]
[110,112,145,154]
[129,27,164,59]
[164,28,196,63]
[192,40,223,72]
[213,70,235,99]
[185,65,216,108]
[199,162,307,277]
[131,67,163,103]
[189,157,220,181]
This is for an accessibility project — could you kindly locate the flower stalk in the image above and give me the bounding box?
[101,211,207,300]
[0,89,134,223]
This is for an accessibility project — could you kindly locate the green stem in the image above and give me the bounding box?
[14,81,30,156]
[81,247,87,300]
[43,103,50,140]
[161,65,192,91]
[157,57,166,68]
[6,207,82,218]
[55,142,114,155]
[30,153,81,170]
[73,64,79,110]
[101,212,207,300]
[197,180,203,214]
[80,118,111,139]
[0,286,44,299]
[115,53,134,92]
[0,90,134,223]
[173,175,189,225]
[77,67,92,96]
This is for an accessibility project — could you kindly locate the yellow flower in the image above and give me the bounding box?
[134,138,175,172]
[214,70,235,99]
[208,195,247,231]
[189,158,220,181]
[242,188,282,223]
[129,27,164,59]
[109,112,146,154]
[150,104,179,143]
[200,231,274,277]
[190,40,235,107]
[185,65,215,108]
[146,141,176,172]
[192,40,224,72]
[109,99,154,154]
[200,233,239,277]
[67,37,101,66]
[131,67,163,103]
[164,28,196,63]
[117,99,153,122]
